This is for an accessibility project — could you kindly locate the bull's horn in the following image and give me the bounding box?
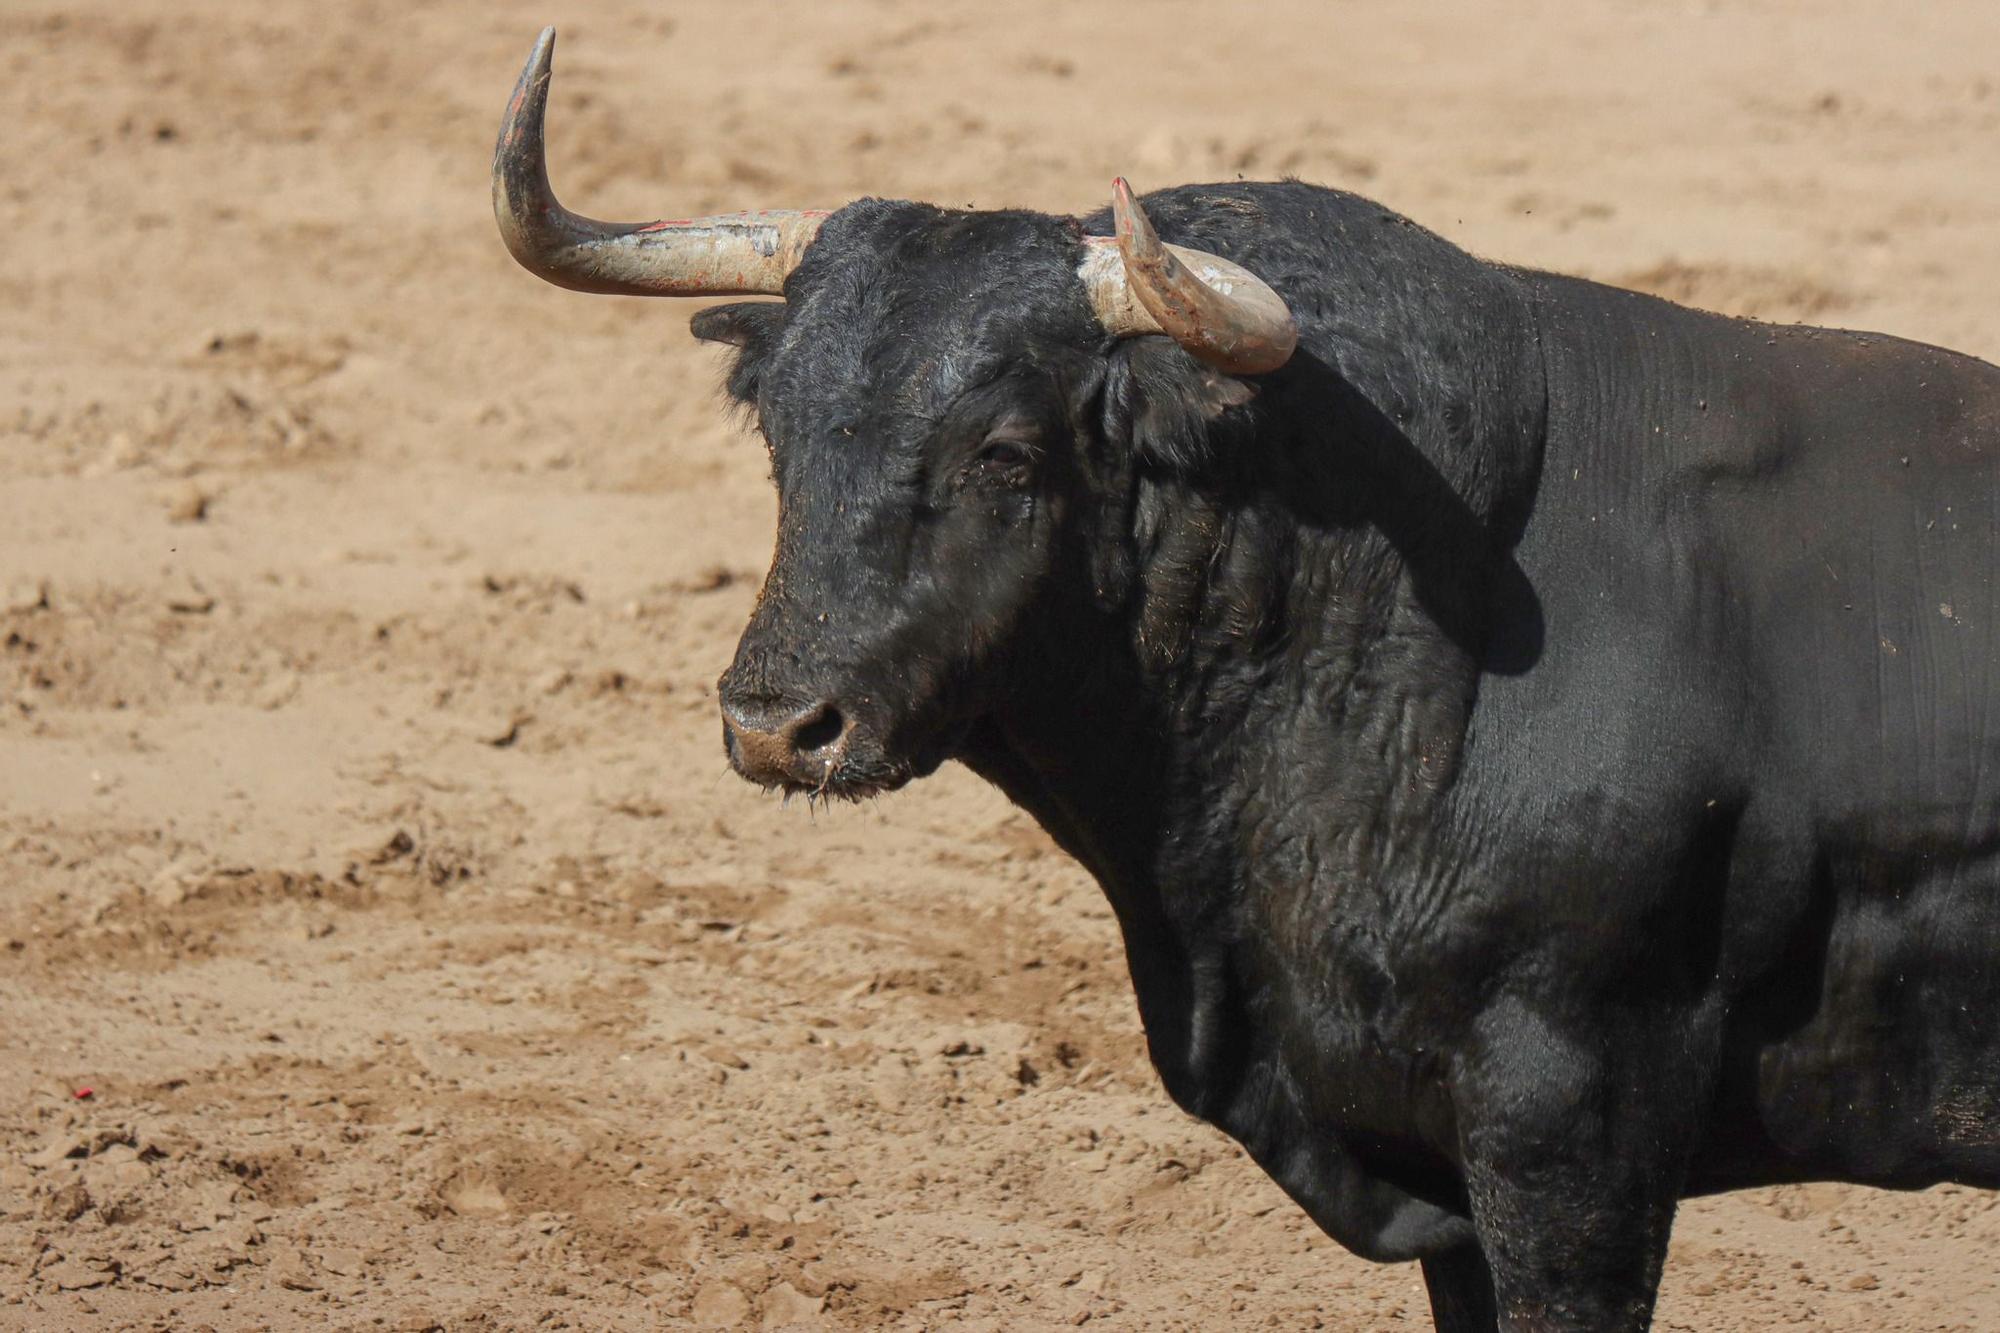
[1078,178,1298,375]
[493,28,827,296]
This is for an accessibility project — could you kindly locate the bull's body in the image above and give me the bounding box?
[950,185,2000,1325]
[492,44,2000,1317]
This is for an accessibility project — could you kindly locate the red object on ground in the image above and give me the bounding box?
[72,1087,93,1100]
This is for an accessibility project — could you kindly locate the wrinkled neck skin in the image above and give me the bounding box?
[958,204,1549,1259]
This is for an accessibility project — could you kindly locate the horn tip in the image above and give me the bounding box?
[1110,177,1136,244]
[1111,177,1161,258]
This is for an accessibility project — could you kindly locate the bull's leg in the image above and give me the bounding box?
[1421,1243,1499,1332]
[1454,1004,1711,1333]
[1462,1157,1677,1332]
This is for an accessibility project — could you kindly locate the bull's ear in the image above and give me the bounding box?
[1104,338,1255,471]
[690,301,788,404]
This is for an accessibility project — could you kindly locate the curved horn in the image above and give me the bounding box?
[1078,178,1298,375]
[493,28,827,296]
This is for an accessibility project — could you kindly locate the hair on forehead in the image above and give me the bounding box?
[722,198,1103,426]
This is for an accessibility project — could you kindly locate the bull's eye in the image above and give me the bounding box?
[977,439,1032,469]
[957,435,1036,495]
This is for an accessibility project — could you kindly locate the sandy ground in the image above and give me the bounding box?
[5,1,2000,1328]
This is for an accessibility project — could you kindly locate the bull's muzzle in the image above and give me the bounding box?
[720,692,855,791]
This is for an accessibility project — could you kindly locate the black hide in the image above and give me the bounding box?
[693,181,2000,1332]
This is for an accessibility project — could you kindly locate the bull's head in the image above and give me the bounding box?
[494,29,1297,799]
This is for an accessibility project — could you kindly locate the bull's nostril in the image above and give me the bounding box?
[791,704,846,756]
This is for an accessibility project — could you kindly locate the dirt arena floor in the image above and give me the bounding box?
[6,1,2000,1328]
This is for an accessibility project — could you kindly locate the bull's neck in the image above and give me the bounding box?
[981,262,1550,892]
[972,471,1506,906]
[961,270,1548,1101]
[961,503,1486,1107]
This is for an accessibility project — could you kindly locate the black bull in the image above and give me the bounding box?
[519,175,2000,1329]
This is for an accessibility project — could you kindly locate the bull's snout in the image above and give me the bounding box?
[720,691,854,789]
